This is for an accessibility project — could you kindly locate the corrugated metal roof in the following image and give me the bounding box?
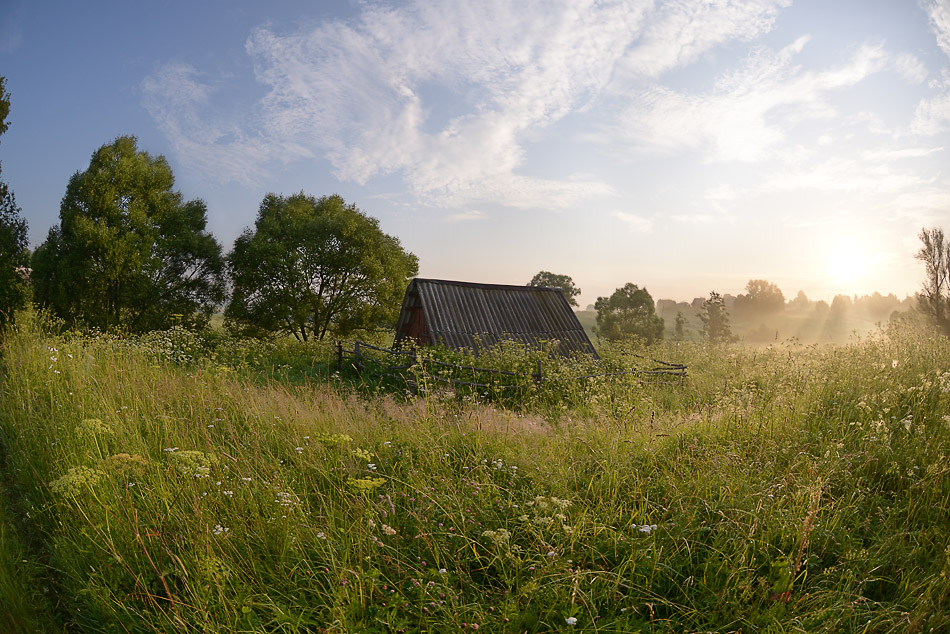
[395,278,598,358]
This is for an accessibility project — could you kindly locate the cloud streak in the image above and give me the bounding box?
[142,0,792,208]
[608,37,890,162]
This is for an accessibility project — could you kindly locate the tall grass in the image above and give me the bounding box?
[1,311,949,632]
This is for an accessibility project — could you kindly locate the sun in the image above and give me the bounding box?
[827,241,869,286]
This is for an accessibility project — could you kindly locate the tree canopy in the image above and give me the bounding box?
[225,193,418,341]
[734,279,786,314]
[527,271,581,307]
[698,291,737,343]
[593,282,664,344]
[31,136,225,331]
[0,76,29,330]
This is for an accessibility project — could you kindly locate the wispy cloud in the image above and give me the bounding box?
[894,52,928,83]
[922,0,950,57]
[613,210,653,233]
[608,37,889,162]
[617,0,791,78]
[0,2,24,53]
[912,1,950,135]
[444,210,488,222]
[142,0,792,208]
[140,62,312,185]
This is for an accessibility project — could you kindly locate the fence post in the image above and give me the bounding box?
[535,359,543,386]
[354,341,361,367]
[336,341,343,371]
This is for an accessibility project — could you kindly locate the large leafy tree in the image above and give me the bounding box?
[527,270,581,307]
[0,76,29,330]
[32,136,225,331]
[226,193,418,341]
[594,282,664,344]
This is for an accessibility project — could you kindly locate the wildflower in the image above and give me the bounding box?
[566,617,578,626]
[211,525,229,535]
[223,490,234,498]
[76,418,115,441]
[348,477,386,492]
[635,524,658,534]
[50,467,105,497]
[382,524,397,536]
[295,447,304,453]
[317,531,327,540]
[481,529,511,547]
[368,463,377,471]
[438,568,447,574]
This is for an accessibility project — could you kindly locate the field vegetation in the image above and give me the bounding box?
[2,309,949,633]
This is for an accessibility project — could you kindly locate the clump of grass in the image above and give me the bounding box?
[1,311,949,632]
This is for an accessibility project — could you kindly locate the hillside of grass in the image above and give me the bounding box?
[1,312,949,633]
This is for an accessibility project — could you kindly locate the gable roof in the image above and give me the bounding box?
[394,278,598,358]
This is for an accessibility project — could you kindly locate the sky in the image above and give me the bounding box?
[1,0,949,308]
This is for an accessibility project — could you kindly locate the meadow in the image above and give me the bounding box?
[1,311,949,633]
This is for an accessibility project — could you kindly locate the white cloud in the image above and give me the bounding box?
[143,0,793,209]
[922,0,950,58]
[613,210,654,233]
[862,146,944,161]
[445,210,488,222]
[912,1,950,135]
[894,52,928,83]
[618,0,791,78]
[141,62,312,185]
[912,89,950,135]
[608,38,889,162]
[241,0,644,208]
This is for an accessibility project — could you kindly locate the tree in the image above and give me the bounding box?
[915,227,950,335]
[32,136,225,331]
[734,279,785,314]
[0,76,29,330]
[527,271,581,307]
[593,282,664,344]
[672,310,688,341]
[226,193,418,341]
[698,291,736,343]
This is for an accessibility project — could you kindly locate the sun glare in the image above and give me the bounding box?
[827,241,869,287]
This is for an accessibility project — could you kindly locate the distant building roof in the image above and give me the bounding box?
[394,278,598,358]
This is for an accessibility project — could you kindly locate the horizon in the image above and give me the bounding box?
[1,1,948,307]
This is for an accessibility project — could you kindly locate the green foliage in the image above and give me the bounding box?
[594,282,664,344]
[699,290,737,343]
[31,136,225,332]
[225,192,418,341]
[0,183,28,331]
[527,271,581,307]
[0,77,30,331]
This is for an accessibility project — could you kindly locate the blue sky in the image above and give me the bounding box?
[2,0,949,307]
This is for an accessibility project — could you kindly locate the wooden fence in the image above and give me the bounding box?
[335,340,687,393]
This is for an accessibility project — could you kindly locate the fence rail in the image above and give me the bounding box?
[335,340,687,393]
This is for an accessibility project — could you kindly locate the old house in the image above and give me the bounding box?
[394,278,598,358]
